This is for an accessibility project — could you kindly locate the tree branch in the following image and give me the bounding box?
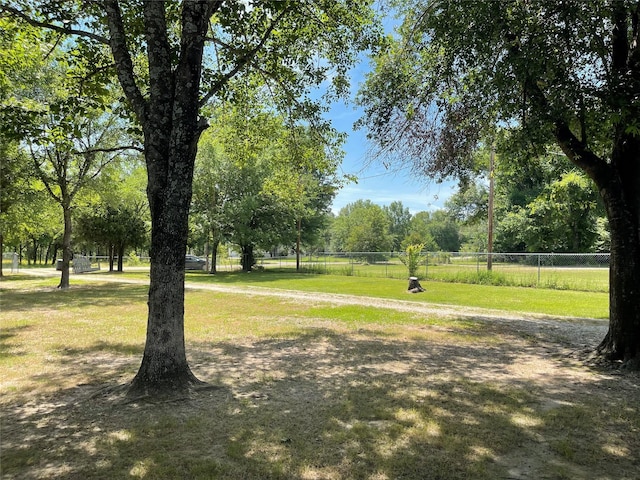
[102,0,148,122]
[611,2,629,74]
[0,5,110,44]
[76,145,144,155]
[28,144,62,204]
[502,28,610,184]
[200,5,292,107]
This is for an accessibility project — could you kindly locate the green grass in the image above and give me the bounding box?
[257,255,610,292]
[4,253,610,291]
[0,274,637,480]
[182,270,609,319]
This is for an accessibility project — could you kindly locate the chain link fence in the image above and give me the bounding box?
[3,250,610,292]
[253,251,610,292]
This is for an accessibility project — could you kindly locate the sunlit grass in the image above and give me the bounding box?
[183,270,609,319]
[259,256,610,292]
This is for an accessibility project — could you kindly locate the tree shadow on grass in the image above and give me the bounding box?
[2,327,639,479]
[0,324,31,359]
[186,270,321,285]
[0,283,149,312]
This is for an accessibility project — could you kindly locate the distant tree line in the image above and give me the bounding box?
[4,139,608,274]
[329,148,608,256]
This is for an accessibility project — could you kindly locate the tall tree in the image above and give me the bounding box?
[2,1,381,394]
[358,0,640,366]
[270,122,344,269]
[0,17,49,274]
[332,199,393,254]
[1,12,136,287]
[27,108,135,287]
[524,171,600,253]
[194,100,342,272]
[383,201,412,251]
[194,101,296,272]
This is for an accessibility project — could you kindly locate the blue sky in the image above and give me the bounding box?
[324,69,458,216]
[322,6,459,216]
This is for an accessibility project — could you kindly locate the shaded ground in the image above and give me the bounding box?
[2,271,638,479]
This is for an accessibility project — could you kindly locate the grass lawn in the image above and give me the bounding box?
[181,270,609,319]
[1,274,636,480]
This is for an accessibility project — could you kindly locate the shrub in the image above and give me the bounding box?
[399,244,425,278]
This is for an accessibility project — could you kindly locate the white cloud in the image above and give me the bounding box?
[331,179,457,215]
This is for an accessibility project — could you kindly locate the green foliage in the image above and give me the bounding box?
[383,201,412,251]
[331,200,393,253]
[403,210,458,252]
[398,243,425,277]
[358,1,638,169]
[525,171,599,252]
[446,181,489,225]
[193,94,342,261]
[76,205,147,259]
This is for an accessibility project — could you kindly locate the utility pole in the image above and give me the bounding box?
[487,146,495,271]
[296,217,301,271]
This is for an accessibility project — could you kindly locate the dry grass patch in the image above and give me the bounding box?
[1,275,638,479]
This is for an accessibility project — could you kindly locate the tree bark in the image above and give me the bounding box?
[595,133,640,366]
[58,203,72,289]
[241,244,255,272]
[125,0,212,397]
[128,137,204,395]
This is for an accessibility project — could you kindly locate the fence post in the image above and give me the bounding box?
[537,254,541,285]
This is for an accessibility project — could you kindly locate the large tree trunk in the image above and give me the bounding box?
[240,244,255,272]
[126,1,210,397]
[128,136,203,396]
[129,216,201,395]
[58,204,72,289]
[596,136,640,367]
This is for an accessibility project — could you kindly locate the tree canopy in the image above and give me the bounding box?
[332,199,393,254]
